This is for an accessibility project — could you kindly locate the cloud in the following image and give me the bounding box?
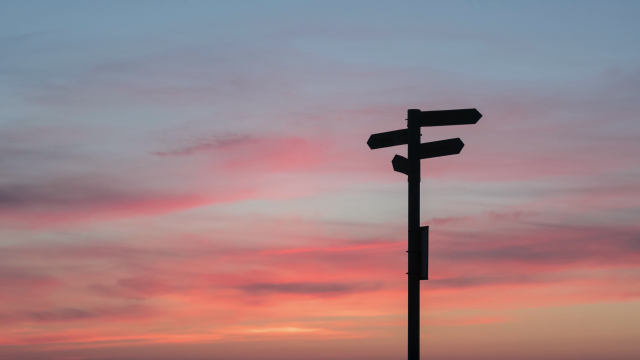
[152,133,254,157]
[0,181,152,209]
[437,224,640,268]
[0,266,59,300]
[241,282,382,295]
[0,179,207,226]
[0,212,638,350]
[22,305,154,323]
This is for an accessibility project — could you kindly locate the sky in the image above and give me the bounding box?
[0,1,639,359]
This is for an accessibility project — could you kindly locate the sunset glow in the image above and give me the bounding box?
[1,1,639,359]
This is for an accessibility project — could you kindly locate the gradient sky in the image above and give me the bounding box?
[1,1,639,359]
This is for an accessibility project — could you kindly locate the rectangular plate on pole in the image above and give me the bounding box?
[420,226,428,280]
[417,108,482,127]
[367,128,408,149]
[420,138,464,159]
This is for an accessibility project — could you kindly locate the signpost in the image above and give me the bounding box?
[367,108,481,360]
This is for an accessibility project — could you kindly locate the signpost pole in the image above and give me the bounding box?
[407,109,421,360]
[367,107,481,360]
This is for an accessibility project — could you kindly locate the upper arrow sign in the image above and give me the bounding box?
[420,138,464,159]
[410,108,481,127]
[367,128,408,149]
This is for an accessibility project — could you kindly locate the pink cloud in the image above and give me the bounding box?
[0,213,637,346]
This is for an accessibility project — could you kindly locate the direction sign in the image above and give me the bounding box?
[367,107,480,360]
[420,138,464,159]
[367,128,408,149]
[392,154,410,175]
[410,108,482,127]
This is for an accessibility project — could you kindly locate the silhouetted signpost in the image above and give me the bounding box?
[367,108,481,360]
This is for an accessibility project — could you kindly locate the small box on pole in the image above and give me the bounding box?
[420,226,428,280]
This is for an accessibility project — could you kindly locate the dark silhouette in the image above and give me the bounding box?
[367,108,482,360]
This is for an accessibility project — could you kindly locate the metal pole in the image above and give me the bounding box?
[407,109,421,360]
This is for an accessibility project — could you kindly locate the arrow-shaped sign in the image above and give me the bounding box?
[367,129,408,149]
[411,108,481,127]
[420,138,464,159]
[391,138,464,176]
[392,154,410,175]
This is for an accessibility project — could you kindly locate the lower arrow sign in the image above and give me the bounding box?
[392,154,410,175]
[390,138,464,176]
[420,138,464,159]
